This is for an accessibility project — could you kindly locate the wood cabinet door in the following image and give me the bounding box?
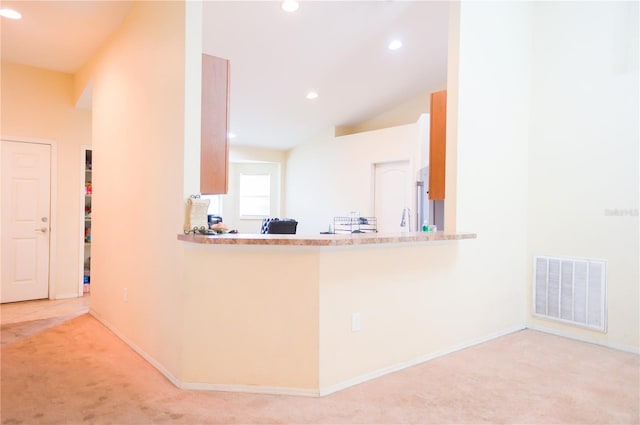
[200,54,230,195]
[428,90,447,200]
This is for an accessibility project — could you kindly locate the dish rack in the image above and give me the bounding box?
[333,216,377,234]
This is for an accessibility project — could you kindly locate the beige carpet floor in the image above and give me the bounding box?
[1,312,638,424]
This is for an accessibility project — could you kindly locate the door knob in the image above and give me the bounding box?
[35,227,48,233]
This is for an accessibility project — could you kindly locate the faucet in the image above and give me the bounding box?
[400,207,412,232]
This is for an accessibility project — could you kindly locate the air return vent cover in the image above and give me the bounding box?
[534,256,607,332]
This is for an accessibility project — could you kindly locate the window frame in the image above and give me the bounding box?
[238,173,272,219]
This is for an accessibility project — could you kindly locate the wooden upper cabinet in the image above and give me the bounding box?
[428,90,447,200]
[200,54,230,195]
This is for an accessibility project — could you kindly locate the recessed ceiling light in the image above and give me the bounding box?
[306,91,318,100]
[228,132,237,139]
[388,40,403,51]
[281,0,299,12]
[0,8,22,19]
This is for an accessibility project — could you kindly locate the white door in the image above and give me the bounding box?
[374,160,411,233]
[1,140,51,303]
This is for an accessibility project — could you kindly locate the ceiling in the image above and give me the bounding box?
[1,1,449,151]
[0,1,132,73]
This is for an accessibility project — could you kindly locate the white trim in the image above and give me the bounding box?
[92,307,523,398]
[55,292,82,300]
[89,309,183,388]
[83,318,640,399]
[180,382,319,397]
[79,146,85,296]
[318,325,525,396]
[90,309,320,396]
[80,320,640,397]
[77,314,640,399]
[1,136,58,301]
[50,141,58,301]
[526,324,640,355]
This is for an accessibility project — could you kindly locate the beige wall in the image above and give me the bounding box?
[290,0,533,389]
[318,242,482,389]
[85,0,636,399]
[335,91,431,136]
[526,1,639,351]
[451,0,533,335]
[179,240,496,394]
[88,1,189,378]
[230,145,287,164]
[182,244,319,390]
[29,0,634,398]
[286,122,422,234]
[1,61,92,299]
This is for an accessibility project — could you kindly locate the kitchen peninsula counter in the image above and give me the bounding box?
[176,229,477,397]
[178,231,476,246]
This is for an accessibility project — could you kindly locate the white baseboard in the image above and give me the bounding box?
[86,313,527,398]
[319,324,526,396]
[526,324,640,355]
[55,293,82,300]
[181,382,319,397]
[89,309,183,389]
[79,314,640,399]
[89,309,321,397]
[92,317,639,398]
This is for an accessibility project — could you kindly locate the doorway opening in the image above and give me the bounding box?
[80,147,92,295]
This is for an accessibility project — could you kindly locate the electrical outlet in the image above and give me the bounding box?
[351,313,361,332]
[124,287,128,302]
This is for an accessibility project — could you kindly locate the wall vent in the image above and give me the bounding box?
[534,255,607,332]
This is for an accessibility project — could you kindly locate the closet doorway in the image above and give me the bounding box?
[79,147,92,295]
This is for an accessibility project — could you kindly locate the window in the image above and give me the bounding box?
[239,174,271,217]
[200,194,222,216]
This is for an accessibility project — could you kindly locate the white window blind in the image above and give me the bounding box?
[239,174,271,217]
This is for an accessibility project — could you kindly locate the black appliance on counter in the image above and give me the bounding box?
[208,215,223,228]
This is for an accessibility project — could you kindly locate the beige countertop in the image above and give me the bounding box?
[178,231,476,246]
